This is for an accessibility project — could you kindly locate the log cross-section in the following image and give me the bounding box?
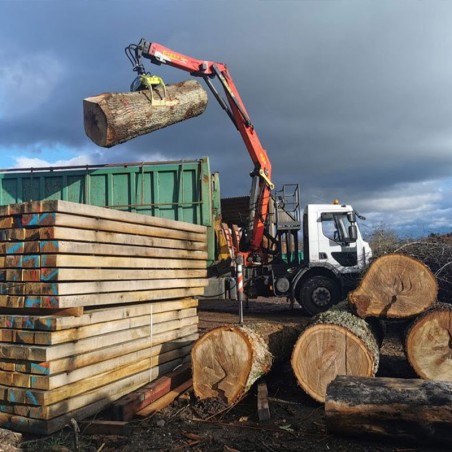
[291,310,380,403]
[405,302,452,380]
[348,254,437,319]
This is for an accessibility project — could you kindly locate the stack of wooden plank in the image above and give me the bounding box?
[0,200,207,434]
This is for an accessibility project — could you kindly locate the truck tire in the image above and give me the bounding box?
[298,275,340,316]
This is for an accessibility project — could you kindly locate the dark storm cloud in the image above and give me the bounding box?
[1,0,452,235]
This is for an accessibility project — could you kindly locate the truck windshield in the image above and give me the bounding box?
[321,212,354,243]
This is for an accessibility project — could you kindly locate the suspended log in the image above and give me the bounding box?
[325,375,452,446]
[83,80,208,147]
[405,302,452,380]
[191,322,302,405]
[348,254,437,319]
[291,310,380,403]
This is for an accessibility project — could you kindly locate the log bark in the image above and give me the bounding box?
[325,375,452,446]
[291,310,380,403]
[191,322,302,404]
[348,254,437,319]
[405,302,452,380]
[83,80,208,147]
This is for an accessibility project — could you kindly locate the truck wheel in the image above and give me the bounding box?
[298,276,340,316]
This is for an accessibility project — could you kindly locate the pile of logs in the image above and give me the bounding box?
[188,252,451,445]
[320,253,452,445]
[190,253,447,415]
[191,322,303,404]
[0,200,207,434]
[290,253,441,403]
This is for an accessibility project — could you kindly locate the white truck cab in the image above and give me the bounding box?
[306,203,372,272]
[290,202,372,315]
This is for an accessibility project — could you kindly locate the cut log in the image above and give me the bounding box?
[83,80,208,147]
[191,322,303,404]
[325,375,452,446]
[291,310,380,403]
[405,302,452,380]
[348,254,437,319]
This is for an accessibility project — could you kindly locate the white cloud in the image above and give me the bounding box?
[89,148,172,165]
[0,52,64,119]
[361,178,452,236]
[13,154,92,169]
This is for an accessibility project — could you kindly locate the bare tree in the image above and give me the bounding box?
[367,223,401,258]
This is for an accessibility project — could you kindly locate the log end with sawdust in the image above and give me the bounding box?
[191,322,303,405]
[348,254,437,319]
[83,80,208,148]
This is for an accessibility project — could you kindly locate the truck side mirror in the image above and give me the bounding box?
[347,211,356,223]
[348,225,358,243]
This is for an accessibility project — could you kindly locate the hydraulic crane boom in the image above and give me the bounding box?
[123,39,373,316]
[126,39,274,264]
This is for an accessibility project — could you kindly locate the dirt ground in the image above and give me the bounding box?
[12,298,450,452]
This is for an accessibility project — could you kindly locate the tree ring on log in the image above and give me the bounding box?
[405,303,452,380]
[191,326,254,404]
[291,311,379,403]
[348,254,437,319]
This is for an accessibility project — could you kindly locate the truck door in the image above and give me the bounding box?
[318,212,358,269]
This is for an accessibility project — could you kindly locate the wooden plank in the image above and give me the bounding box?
[8,338,196,390]
[0,278,207,297]
[0,316,199,361]
[3,353,191,414]
[135,379,193,418]
[2,242,39,254]
[0,308,198,345]
[32,359,191,420]
[3,226,207,250]
[257,379,271,421]
[0,371,147,435]
[42,268,207,282]
[0,286,205,309]
[6,327,198,376]
[0,217,15,229]
[5,269,40,282]
[5,253,207,270]
[0,354,191,435]
[2,212,206,243]
[2,240,207,260]
[0,297,198,331]
[3,200,206,234]
[3,268,206,283]
[78,420,130,436]
[112,363,191,421]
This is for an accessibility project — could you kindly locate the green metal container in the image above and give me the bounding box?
[0,157,220,265]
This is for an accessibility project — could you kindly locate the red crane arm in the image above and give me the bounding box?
[134,39,273,261]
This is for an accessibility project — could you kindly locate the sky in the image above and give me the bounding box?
[1,0,452,238]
